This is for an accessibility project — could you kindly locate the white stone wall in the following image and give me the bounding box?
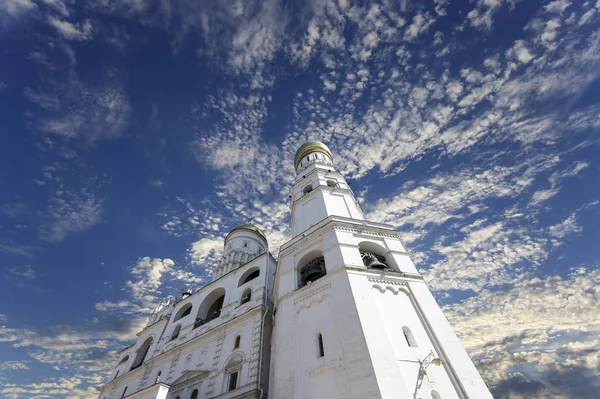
[97,252,276,399]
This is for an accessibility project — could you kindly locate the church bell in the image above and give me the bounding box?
[361,252,388,269]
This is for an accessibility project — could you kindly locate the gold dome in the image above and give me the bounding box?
[294,140,333,171]
[225,224,267,243]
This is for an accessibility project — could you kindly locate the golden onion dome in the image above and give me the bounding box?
[294,140,333,171]
[225,223,267,243]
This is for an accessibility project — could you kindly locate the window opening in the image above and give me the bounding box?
[118,355,129,365]
[234,335,241,349]
[155,370,161,383]
[195,292,225,329]
[174,303,193,321]
[326,180,338,188]
[190,389,198,399]
[228,371,239,391]
[300,256,326,287]
[171,325,181,341]
[113,370,120,380]
[303,185,313,195]
[121,387,128,397]
[241,289,251,305]
[130,337,153,370]
[317,333,325,358]
[241,269,260,286]
[431,391,441,399]
[403,326,417,347]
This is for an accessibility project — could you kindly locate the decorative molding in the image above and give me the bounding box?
[367,276,409,287]
[333,225,398,240]
[293,283,331,304]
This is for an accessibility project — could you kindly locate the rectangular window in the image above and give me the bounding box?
[317,333,324,358]
[228,371,238,391]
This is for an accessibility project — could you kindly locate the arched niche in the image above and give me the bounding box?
[174,303,193,322]
[130,336,153,370]
[297,250,326,288]
[117,354,129,365]
[240,288,252,305]
[195,287,226,328]
[238,267,260,287]
[358,241,398,271]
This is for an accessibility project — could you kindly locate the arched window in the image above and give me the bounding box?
[174,303,193,321]
[190,389,198,399]
[194,288,225,329]
[317,333,325,358]
[240,289,252,305]
[358,241,395,270]
[239,269,260,286]
[299,254,326,288]
[234,335,241,349]
[403,326,417,347]
[303,184,313,195]
[431,390,441,399]
[118,355,129,365]
[326,179,338,188]
[121,386,128,397]
[130,336,153,370]
[155,370,161,383]
[171,325,181,341]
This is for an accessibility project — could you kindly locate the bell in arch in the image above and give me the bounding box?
[361,252,388,269]
[300,256,326,285]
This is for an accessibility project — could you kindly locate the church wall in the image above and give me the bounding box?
[407,282,494,399]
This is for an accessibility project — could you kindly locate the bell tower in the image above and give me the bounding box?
[268,141,493,399]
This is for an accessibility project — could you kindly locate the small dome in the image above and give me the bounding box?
[294,140,333,171]
[225,224,267,243]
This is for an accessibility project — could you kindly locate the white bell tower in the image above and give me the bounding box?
[269,141,493,399]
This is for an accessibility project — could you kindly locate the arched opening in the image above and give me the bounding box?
[155,370,161,383]
[298,251,326,288]
[190,389,198,399]
[317,333,324,358]
[234,335,241,349]
[238,267,260,286]
[403,326,417,347]
[326,179,338,188]
[240,288,252,305]
[130,336,153,370]
[303,184,313,195]
[195,288,226,329]
[174,303,193,321]
[121,386,128,397]
[118,355,129,365]
[358,241,395,270]
[171,325,181,341]
[431,390,441,399]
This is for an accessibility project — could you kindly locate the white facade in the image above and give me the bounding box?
[97,141,493,399]
[268,141,494,399]
[97,225,276,399]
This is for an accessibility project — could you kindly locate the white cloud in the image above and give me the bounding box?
[578,9,596,25]
[47,17,93,40]
[0,0,35,17]
[445,266,600,397]
[404,12,435,41]
[39,189,103,243]
[507,40,535,63]
[0,361,29,370]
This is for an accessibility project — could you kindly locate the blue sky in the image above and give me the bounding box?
[0,0,599,397]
